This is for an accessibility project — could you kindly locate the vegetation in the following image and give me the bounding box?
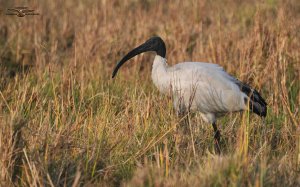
[0,0,299,186]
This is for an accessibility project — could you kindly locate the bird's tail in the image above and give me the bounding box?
[237,81,267,117]
[248,92,267,117]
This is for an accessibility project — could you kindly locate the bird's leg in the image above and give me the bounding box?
[212,122,221,154]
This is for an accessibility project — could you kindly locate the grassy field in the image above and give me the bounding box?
[0,0,300,186]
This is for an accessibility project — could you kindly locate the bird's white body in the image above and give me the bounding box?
[113,36,266,154]
[151,55,248,124]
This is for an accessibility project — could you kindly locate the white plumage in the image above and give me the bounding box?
[112,36,267,154]
[151,55,247,124]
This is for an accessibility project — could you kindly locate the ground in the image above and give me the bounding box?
[0,0,299,186]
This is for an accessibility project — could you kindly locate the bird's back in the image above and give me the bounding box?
[166,62,248,115]
[151,56,266,119]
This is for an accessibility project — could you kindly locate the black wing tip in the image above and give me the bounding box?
[253,108,267,118]
[261,110,267,117]
[248,99,267,118]
[259,106,267,118]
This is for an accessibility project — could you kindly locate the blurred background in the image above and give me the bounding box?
[0,0,299,186]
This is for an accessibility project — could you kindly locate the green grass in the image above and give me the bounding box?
[1,0,300,186]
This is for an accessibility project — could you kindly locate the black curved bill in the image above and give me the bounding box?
[111,40,155,78]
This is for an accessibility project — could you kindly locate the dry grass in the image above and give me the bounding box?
[0,0,300,186]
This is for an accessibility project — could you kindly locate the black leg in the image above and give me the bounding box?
[212,122,221,154]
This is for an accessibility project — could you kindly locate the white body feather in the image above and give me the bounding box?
[151,55,248,124]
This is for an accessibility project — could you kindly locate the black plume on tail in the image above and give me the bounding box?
[236,81,267,117]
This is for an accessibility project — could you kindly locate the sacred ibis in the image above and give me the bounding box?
[112,36,267,154]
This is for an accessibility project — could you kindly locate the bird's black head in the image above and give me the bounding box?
[111,36,166,78]
[143,36,166,57]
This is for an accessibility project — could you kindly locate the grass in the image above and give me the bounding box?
[0,0,300,186]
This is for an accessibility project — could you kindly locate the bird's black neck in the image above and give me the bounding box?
[154,37,166,58]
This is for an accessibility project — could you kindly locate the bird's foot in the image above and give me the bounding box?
[214,130,221,142]
[214,130,221,155]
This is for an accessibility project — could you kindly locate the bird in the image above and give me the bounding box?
[6,7,38,17]
[112,36,267,154]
